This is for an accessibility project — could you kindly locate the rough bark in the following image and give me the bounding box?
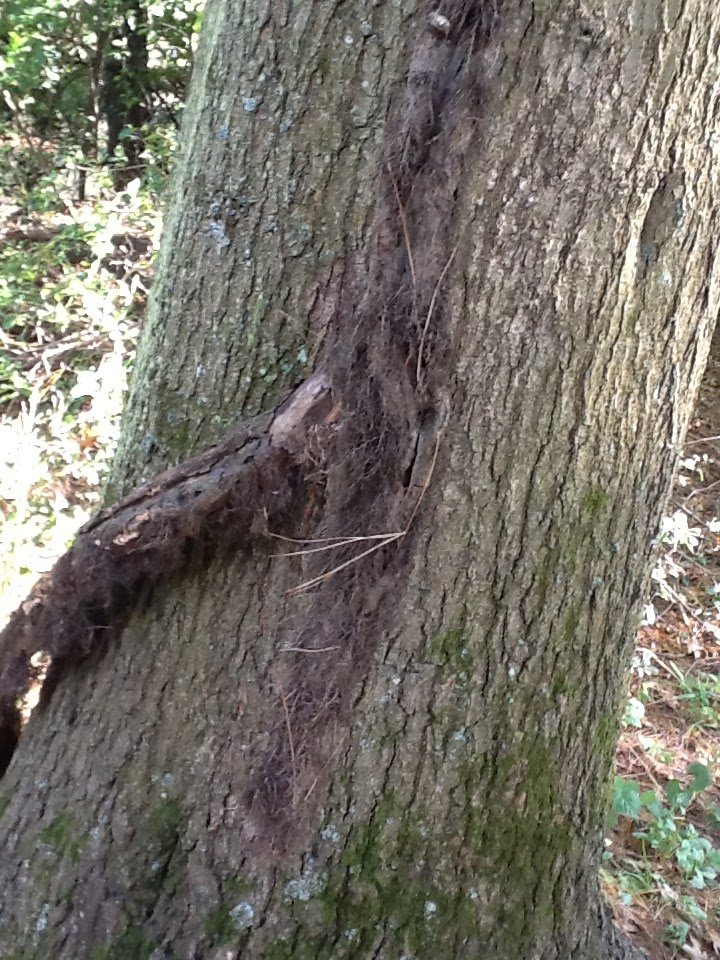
[1,1,720,959]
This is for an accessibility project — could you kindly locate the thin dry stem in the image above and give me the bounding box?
[388,164,416,288]
[267,532,381,545]
[278,681,297,806]
[281,646,341,654]
[273,533,404,557]
[404,432,441,530]
[286,533,404,595]
[416,243,458,383]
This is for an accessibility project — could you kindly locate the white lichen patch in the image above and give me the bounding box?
[230,901,255,929]
[36,903,50,934]
[283,872,326,902]
[202,221,230,251]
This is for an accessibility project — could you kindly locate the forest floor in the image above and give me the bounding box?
[1,187,720,958]
[603,330,720,959]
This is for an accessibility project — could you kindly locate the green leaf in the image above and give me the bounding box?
[687,761,712,794]
[613,778,642,821]
[666,779,692,810]
[677,895,707,921]
[663,922,690,947]
[640,789,665,819]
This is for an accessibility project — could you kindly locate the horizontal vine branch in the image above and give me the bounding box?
[0,372,336,775]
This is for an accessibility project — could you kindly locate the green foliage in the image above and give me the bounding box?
[606,763,720,951]
[0,186,146,615]
[0,18,184,613]
[677,672,720,729]
[610,476,720,955]
[0,0,202,180]
[610,763,716,879]
[663,921,691,949]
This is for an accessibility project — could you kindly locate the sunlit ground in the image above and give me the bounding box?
[0,178,151,621]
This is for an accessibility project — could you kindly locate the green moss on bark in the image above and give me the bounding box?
[429,617,473,675]
[254,735,575,960]
[582,488,609,518]
[39,812,86,864]
[202,879,257,945]
[204,904,238,945]
[92,927,155,960]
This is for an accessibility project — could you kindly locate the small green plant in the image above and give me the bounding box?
[663,921,690,949]
[608,764,719,922]
[606,761,720,954]
[678,673,720,729]
[674,825,720,889]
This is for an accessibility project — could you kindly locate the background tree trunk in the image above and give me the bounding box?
[2,1,720,959]
[101,0,151,189]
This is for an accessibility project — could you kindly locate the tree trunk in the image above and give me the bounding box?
[2,1,720,959]
[101,0,151,189]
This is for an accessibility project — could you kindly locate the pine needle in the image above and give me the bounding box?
[388,165,416,288]
[286,533,403,595]
[285,433,441,595]
[278,681,297,806]
[416,243,458,383]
